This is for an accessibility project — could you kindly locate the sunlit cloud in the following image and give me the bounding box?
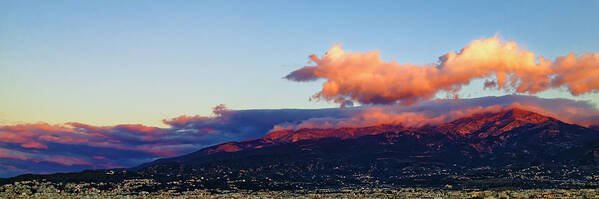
[273,95,599,131]
[2,35,599,179]
[0,104,345,177]
[286,36,599,105]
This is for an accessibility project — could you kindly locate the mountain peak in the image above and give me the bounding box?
[237,108,554,148]
[440,108,553,137]
[173,109,559,161]
[502,108,550,121]
[141,108,599,175]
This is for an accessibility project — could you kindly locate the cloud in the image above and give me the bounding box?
[285,36,599,105]
[4,35,597,178]
[0,105,347,177]
[273,95,599,131]
[20,142,47,149]
[1,96,597,178]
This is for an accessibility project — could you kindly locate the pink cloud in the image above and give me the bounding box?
[92,156,106,160]
[163,115,209,127]
[116,124,166,135]
[20,142,48,149]
[286,36,599,105]
[273,96,599,131]
[44,155,92,166]
[0,149,28,161]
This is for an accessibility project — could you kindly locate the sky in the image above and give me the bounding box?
[1,1,599,177]
[2,0,599,127]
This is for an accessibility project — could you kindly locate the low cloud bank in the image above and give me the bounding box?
[1,95,597,177]
[0,105,345,177]
[274,95,599,131]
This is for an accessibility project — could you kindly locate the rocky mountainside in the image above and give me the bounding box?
[4,108,599,190]
[147,108,598,165]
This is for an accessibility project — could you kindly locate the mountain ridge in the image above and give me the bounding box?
[147,108,571,165]
[4,108,599,190]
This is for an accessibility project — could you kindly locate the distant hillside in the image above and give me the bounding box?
[4,108,599,190]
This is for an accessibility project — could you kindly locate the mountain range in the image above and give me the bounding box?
[3,108,599,190]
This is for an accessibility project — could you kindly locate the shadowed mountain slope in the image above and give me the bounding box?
[4,108,599,190]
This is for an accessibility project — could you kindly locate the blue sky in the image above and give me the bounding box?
[1,0,598,127]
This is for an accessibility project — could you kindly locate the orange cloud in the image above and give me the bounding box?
[116,124,166,135]
[162,115,209,127]
[551,53,599,95]
[273,95,599,131]
[275,105,507,131]
[286,36,599,105]
[20,142,48,149]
